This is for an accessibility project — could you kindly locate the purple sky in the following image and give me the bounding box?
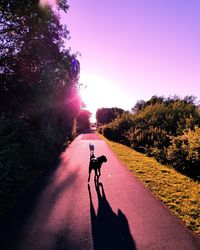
[62,0,200,115]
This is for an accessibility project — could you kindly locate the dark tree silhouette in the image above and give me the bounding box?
[96,107,124,125]
[0,0,81,219]
[77,109,92,132]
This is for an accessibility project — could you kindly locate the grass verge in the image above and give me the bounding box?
[102,136,200,237]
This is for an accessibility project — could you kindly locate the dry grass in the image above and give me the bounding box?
[102,136,200,236]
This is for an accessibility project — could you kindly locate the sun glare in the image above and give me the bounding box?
[79,72,123,122]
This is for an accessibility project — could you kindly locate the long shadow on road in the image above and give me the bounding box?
[88,181,136,250]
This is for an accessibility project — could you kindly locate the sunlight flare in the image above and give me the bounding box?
[79,72,123,121]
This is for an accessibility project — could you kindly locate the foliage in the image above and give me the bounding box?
[133,97,200,136]
[77,109,91,132]
[126,127,169,148]
[100,95,200,178]
[187,127,200,166]
[125,127,170,162]
[0,0,81,218]
[0,119,54,216]
[96,107,124,125]
[99,112,134,143]
[103,136,200,236]
[0,0,80,120]
[132,95,165,114]
[167,127,200,176]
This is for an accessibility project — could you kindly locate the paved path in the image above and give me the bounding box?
[1,132,200,249]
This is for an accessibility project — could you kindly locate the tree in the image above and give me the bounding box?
[0,0,81,218]
[132,96,164,114]
[0,0,79,118]
[0,0,81,135]
[96,107,124,124]
[77,109,92,132]
[100,96,200,178]
[131,100,146,114]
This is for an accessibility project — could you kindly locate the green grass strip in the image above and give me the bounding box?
[102,136,200,237]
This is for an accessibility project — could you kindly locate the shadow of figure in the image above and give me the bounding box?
[88,181,136,250]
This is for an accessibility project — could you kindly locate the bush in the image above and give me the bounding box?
[125,127,170,156]
[97,125,104,134]
[102,125,116,141]
[99,96,200,179]
[0,114,74,218]
[167,127,200,177]
[187,126,200,167]
[147,147,168,163]
[101,113,134,143]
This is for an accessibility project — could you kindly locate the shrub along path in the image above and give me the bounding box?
[0,131,199,249]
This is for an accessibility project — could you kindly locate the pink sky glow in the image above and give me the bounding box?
[61,0,200,120]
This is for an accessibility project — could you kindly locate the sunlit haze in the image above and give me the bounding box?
[62,0,200,120]
[79,73,131,122]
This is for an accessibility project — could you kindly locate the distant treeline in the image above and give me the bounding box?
[97,96,200,179]
[0,1,90,218]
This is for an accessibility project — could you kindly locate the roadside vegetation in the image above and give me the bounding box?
[97,96,200,180]
[0,0,90,219]
[97,98,200,236]
[103,137,200,236]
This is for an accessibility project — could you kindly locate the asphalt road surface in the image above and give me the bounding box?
[1,132,200,250]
